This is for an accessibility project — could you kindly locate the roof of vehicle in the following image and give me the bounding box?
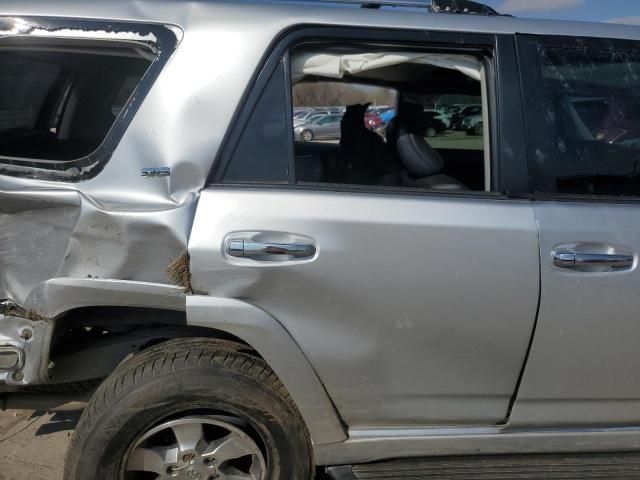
[2,0,640,43]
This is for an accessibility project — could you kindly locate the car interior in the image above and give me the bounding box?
[0,38,153,162]
[291,45,489,192]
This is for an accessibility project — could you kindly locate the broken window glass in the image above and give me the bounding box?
[0,42,152,162]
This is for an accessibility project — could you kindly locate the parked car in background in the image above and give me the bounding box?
[294,113,343,141]
[379,107,396,124]
[443,104,465,115]
[438,104,466,122]
[293,108,314,122]
[424,108,451,129]
[451,104,482,130]
[421,110,448,137]
[294,110,332,127]
[462,113,483,135]
[364,111,383,130]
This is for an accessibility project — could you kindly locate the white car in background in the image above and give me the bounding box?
[424,109,452,129]
[461,113,483,135]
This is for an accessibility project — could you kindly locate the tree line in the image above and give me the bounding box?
[293,82,396,107]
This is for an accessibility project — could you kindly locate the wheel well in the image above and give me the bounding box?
[47,306,258,384]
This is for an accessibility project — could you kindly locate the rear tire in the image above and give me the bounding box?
[301,129,313,142]
[64,338,313,480]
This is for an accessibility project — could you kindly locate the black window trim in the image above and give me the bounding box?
[210,25,525,200]
[0,16,180,183]
[283,52,296,185]
[516,33,640,204]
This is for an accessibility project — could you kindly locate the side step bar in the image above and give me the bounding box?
[328,452,640,479]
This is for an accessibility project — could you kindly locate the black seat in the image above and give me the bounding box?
[385,101,423,153]
[340,103,394,184]
[396,127,467,191]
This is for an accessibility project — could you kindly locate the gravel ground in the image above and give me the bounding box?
[0,409,78,480]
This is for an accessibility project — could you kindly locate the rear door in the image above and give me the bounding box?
[190,29,539,428]
[511,35,640,426]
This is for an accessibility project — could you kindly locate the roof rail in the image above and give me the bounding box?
[432,0,499,15]
[318,0,501,15]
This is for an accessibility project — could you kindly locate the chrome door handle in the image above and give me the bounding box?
[226,238,316,261]
[553,249,634,271]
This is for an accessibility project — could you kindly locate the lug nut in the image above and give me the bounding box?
[166,466,179,477]
[182,453,196,463]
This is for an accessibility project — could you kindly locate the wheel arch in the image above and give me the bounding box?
[187,295,347,446]
[25,278,346,447]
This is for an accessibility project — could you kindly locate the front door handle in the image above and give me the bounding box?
[553,249,634,271]
[226,238,316,261]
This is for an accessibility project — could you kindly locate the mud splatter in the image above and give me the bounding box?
[167,252,193,294]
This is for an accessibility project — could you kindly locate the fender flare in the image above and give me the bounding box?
[187,295,347,446]
[21,278,347,445]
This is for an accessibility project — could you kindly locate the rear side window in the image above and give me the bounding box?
[0,55,60,132]
[0,43,151,162]
[220,41,493,193]
[521,37,640,197]
[0,18,178,181]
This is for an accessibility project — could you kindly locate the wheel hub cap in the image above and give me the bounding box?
[125,416,266,480]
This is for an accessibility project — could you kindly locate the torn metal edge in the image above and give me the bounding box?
[0,300,48,322]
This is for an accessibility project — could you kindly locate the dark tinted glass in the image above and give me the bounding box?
[0,55,60,132]
[526,44,640,196]
[223,63,289,183]
[0,46,150,162]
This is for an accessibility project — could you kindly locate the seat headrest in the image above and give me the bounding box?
[341,103,369,131]
[396,128,444,178]
[386,101,424,146]
[341,103,370,149]
[397,101,424,126]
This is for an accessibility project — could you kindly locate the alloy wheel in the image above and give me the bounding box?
[125,416,266,480]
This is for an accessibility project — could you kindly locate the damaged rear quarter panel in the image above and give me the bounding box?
[0,183,198,386]
[0,5,269,386]
[0,189,80,304]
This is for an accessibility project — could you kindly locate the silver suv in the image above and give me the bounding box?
[2,0,640,478]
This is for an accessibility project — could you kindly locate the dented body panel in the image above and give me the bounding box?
[0,0,367,446]
[3,0,640,461]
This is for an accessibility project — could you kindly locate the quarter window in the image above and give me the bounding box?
[223,62,290,183]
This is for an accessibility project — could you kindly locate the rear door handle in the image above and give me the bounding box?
[553,248,634,271]
[226,238,316,261]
